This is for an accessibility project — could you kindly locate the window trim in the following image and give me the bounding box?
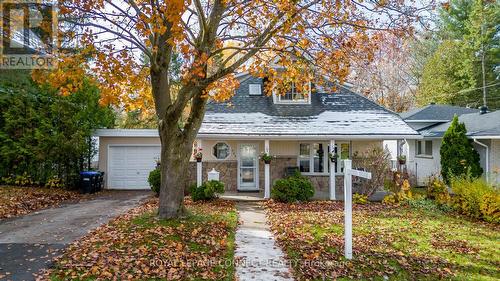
[248,83,262,96]
[274,81,312,104]
[212,142,231,160]
[415,140,433,158]
[297,141,350,175]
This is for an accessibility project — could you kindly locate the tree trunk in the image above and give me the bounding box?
[156,88,207,219]
[157,126,192,219]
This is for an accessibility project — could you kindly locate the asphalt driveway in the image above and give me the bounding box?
[0,191,151,281]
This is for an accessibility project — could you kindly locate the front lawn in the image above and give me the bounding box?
[265,201,500,281]
[0,186,83,219]
[45,198,238,280]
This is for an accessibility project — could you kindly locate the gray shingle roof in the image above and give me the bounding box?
[199,76,419,138]
[401,104,479,121]
[420,110,500,138]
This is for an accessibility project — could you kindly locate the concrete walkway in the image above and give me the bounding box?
[0,191,150,281]
[234,202,293,281]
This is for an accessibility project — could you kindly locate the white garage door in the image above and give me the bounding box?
[108,146,161,189]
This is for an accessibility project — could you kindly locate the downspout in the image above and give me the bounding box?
[473,139,489,182]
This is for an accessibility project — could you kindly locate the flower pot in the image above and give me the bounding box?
[398,159,406,165]
[264,159,271,164]
[196,157,202,162]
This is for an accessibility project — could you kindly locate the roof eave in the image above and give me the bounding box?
[196,133,422,140]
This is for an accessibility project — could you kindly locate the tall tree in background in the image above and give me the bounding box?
[38,0,430,218]
[417,0,500,108]
[350,34,418,112]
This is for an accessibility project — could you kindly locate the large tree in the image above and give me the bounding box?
[42,0,430,218]
[350,34,419,112]
[416,0,500,108]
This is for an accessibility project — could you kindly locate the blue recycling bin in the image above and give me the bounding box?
[79,171,103,194]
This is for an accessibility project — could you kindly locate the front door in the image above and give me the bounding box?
[238,144,259,191]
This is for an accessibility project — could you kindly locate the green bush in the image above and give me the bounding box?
[148,169,161,195]
[190,180,225,201]
[271,172,314,203]
[450,176,499,222]
[440,115,482,183]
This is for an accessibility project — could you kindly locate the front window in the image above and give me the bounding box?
[416,140,432,157]
[299,143,311,173]
[299,142,350,174]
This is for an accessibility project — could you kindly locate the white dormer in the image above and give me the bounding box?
[273,81,311,104]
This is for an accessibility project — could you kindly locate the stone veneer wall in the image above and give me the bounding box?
[187,157,360,199]
[188,161,238,191]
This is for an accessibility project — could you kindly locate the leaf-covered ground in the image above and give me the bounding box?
[265,201,500,281]
[44,198,238,280]
[0,186,83,220]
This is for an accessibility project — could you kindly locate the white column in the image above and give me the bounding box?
[196,140,202,187]
[343,159,352,260]
[264,139,270,199]
[329,139,336,200]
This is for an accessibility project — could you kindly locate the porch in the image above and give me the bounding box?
[189,138,389,200]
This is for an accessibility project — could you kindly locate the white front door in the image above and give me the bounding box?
[238,144,259,191]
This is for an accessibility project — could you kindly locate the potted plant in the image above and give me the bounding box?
[193,147,203,162]
[328,152,338,163]
[260,152,273,164]
[398,155,406,165]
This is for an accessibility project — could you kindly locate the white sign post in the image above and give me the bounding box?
[343,159,371,260]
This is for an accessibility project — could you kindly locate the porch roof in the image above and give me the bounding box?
[199,111,420,139]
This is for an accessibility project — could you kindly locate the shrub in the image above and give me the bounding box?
[450,176,499,222]
[148,169,161,196]
[440,115,482,183]
[190,180,225,201]
[352,146,391,197]
[426,176,450,205]
[353,193,368,204]
[271,172,314,203]
[383,179,413,205]
[1,172,35,187]
[480,192,500,223]
[45,176,64,188]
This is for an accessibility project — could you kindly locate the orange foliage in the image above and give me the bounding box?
[40,0,420,114]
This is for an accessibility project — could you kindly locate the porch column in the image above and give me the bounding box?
[264,139,270,199]
[329,139,336,200]
[196,139,202,187]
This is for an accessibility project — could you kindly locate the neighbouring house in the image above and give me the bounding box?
[401,104,500,185]
[95,74,420,199]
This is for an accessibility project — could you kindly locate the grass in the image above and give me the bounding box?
[265,200,500,281]
[46,198,238,281]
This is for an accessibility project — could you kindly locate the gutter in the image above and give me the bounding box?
[473,139,489,182]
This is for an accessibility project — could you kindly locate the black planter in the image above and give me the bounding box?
[264,159,271,164]
[196,157,202,162]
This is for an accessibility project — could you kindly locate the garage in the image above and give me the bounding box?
[107,145,161,189]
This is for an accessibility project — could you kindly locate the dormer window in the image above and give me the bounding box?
[248,84,262,96]
[274,81,311,104]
